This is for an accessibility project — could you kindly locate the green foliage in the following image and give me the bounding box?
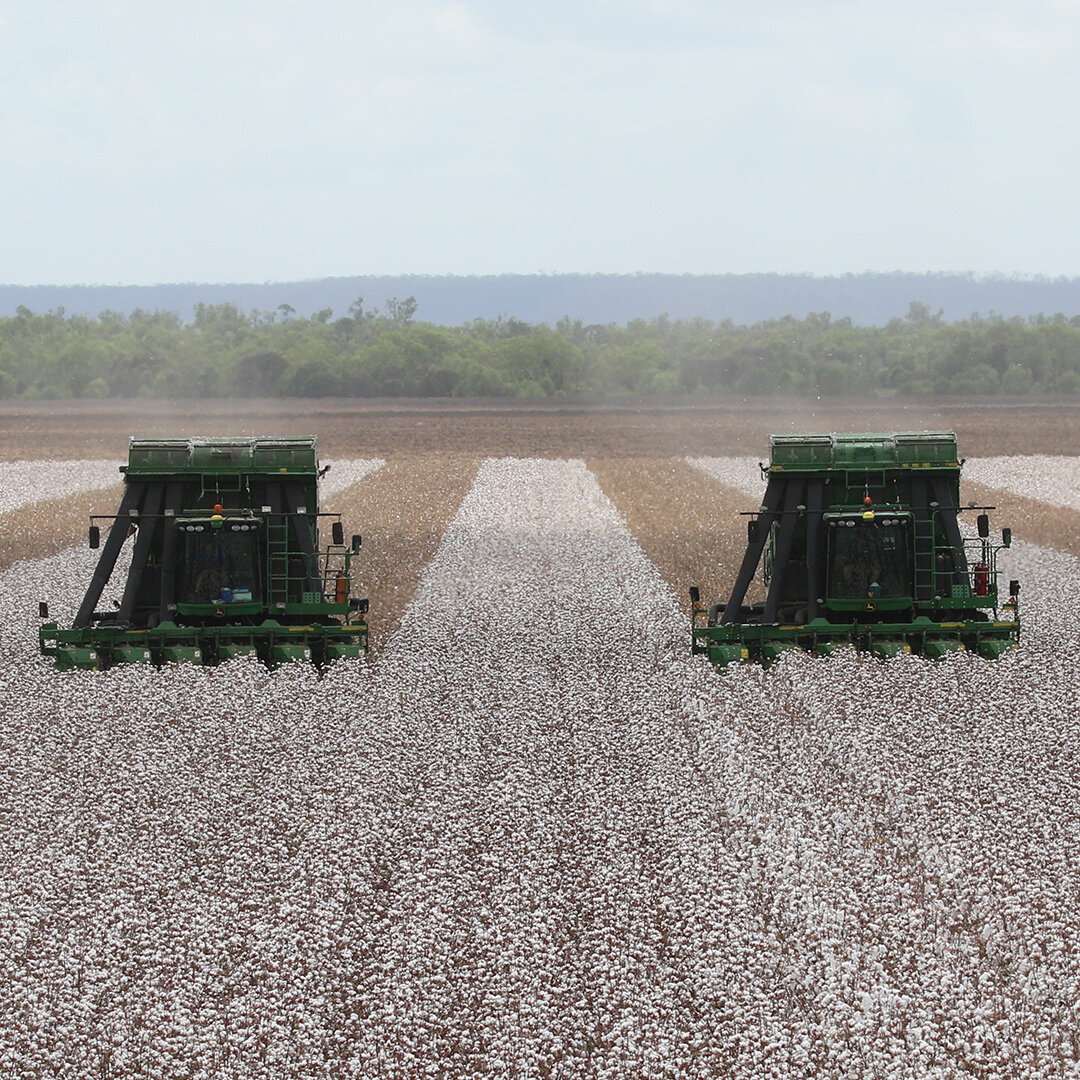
[4,297,1080,399]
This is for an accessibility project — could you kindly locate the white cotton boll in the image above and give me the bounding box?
[5,453,1080,1077]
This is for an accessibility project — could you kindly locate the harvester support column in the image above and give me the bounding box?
[763,479,806,624]
[72,482,145,628]
[720,475,784,625]
[158,480,185,624]
[118,481,164,624]
[804,478,824,621]
[931,476,970,583]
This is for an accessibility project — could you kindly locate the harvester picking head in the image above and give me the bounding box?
[690,432,1020,668]
[39,437,368,670]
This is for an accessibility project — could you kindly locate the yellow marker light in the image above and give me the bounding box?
[862,510,875,520]
[211,513,224,529]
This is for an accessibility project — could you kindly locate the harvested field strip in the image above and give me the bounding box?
[0,486,120,573]
[0,460,121,572]
[589,456,762,611]
[326,454,480,649]
[964,478,1080,560]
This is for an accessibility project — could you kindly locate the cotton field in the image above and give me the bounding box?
[0,459,120,515]
[2,455,1080,1078]
[321,459,387,497]
[963,457,1080,509]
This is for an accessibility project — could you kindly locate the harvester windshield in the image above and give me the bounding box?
[178,526,261,605]
[827,518,910,600]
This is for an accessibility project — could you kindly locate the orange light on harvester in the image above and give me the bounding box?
[214,503,223,513]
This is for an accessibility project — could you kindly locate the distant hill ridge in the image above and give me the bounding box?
[3,272,1080,326]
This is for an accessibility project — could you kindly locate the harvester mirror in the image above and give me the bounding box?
[350,597,369,613]
[1002,527,1012,548]
[88,525,100,549]
[747,520,760,544]
[38,601,49,619]
[1010,579,1021,597]
[689,586,701,605]
[331,520,344,546]
[977,513,990,538]
[351,534,362,551]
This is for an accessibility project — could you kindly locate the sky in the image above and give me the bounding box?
[1,0,1078,285]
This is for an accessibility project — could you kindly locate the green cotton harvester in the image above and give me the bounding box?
[690,432,1020,667]
[39,437,368,669]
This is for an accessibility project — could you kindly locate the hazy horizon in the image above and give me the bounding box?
[2,1,1077,285]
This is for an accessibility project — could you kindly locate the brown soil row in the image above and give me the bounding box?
[2,398,1080,460]
[329,455,480,650]
[0,486,121,574]
[964,480,1080,560]
[590,458,762,612]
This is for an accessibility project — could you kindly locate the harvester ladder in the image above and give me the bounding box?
[910,477,935,601]
[266,487,291,606]
[264,482,324,606]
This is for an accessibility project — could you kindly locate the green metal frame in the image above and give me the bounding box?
[692,432,1020,668]
[40,437,368,670]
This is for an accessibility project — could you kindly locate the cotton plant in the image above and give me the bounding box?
[1,457,1079,1076]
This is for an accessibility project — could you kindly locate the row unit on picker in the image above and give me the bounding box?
[39,437,368,670]
[690,432,1020,667]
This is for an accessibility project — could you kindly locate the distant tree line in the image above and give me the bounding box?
[2,297,1080,399]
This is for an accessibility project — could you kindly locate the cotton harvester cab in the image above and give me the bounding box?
[39,437,368,669]
[690,432,1020,667]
